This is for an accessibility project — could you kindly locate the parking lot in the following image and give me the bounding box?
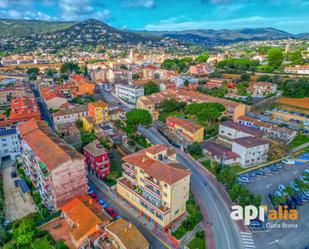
[2,160,36,222]
[240,161,309,249]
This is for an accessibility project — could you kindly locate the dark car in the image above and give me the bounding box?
[14,179,19,187]
[11,171,17,178]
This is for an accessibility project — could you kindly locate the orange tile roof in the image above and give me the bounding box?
[123,145,190,185]
[40,87,66,101]
[19,120,83,171]
[106,218,149,249]
[88,101,108,108]
[166,117,202,133]
[61,195,110,243]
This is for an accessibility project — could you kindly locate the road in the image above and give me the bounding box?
[139,126,244,249]
[31,83,55,131]
[87,177,168,249]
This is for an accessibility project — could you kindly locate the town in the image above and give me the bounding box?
[0,2,309,249]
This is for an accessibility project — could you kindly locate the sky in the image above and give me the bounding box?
[0,0,309,33]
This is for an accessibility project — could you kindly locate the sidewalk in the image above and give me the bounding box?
[88,175,178,249]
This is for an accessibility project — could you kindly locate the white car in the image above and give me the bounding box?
[282,159,295,165]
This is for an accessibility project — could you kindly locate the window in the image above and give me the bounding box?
[164,192,167,198]
[164,183,168,188]
[175,209,179,215]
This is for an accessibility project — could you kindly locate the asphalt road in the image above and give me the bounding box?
[97,87,131,112]
[87,177,168,249]
[245,162,309,249]
[31,83,55,131]
[139,126,244,249]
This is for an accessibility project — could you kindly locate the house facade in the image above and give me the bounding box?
[19,120,87,210]
[116,144,191,231]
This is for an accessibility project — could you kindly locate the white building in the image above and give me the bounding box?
[115,83,144,108]
[0,124,21,161]
[170,75,198,88]
[53,105,88,127]
[218,121,264,144]
[247,82,277,98]
[232,136,269,167]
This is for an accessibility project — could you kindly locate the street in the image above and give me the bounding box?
[139,126,244,249]
[87,176,169,249]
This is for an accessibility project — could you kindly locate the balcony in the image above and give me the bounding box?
[122,163,136,174]
[143,177,161,190]
[123,170,136,182]
[118,178,169,214]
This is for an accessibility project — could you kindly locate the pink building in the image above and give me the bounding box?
[83,139,110,179]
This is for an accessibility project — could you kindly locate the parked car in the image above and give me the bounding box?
[106,207,118,219]
[297,192,308,202]
[300,176,309,184]
[278,184,286,193]
[282,159,295,165]
[14,179,19,187]
[11,171,17,178]
[98,199,107,209]
[87,189,94,195]
[290,181,300,192]
[90,193,97,198]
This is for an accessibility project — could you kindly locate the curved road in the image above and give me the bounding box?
[139,126,244,249]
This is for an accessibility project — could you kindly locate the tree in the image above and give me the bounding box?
[184,80,190,87]
[187,142,203,157]
[60,62,80,74]
[257,75,273,83]
[26,67,39,80]
[126,109,152,133]
[196,52,209,63]
[240,73,250,82]
[44,68,57,78]
[288,50,303,65]
[282,78,309,98]
[160,99,186,113]
[208,69,222,78]
[144,82,160,96]
[13,216,36,247]
[268,48,283,70]
[185,102,225,123]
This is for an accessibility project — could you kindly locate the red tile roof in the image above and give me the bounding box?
[19,120,83,171]
[122,145,190,185]
[166,117,202,133]
[40,87,66,101]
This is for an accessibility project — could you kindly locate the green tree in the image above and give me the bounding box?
[240,73,250,82]
[196,52,209,63]
[13,217,36,247]
[187,142,203,157]
[60,62,80,74]
[282,78,309,98]
[268,48,283,70]
[126,109,152,133]
[144,82,160,96]
[208,69,222,78]
[288,50,303,65]
[257,75,273,82]
[185,102,225,123]
[160,99,186,113]
[44,68,57,77]
[26,67,39,80]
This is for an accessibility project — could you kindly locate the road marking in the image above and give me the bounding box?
[240,232,256,249]
[267,239,280,245]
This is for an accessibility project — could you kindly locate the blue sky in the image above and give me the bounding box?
[0,0,309,33]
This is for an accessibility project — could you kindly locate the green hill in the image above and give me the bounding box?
[0,19,77,39]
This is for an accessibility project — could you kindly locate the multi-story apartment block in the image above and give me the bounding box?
[115,83,144,108]
[88,101,109,125]
[166,117,204,143]
[83,139,110,179]
[116,144,191,231]
[19,120,87,210]
[53,105,88,126]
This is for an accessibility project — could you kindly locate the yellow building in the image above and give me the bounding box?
[88,101,109,125]
[82,116,94,132]
[116,144,191,231]
[166,117,204,143]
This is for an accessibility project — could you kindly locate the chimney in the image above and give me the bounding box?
[89,197,93,205]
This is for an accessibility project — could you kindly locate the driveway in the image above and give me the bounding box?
[2,160,36,221]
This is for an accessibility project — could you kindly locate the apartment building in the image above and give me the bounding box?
[232,136,269,167]
[83,139,110,179]
[116,144,191,231]
[0,124,20,160]
[19,120,87,210]
[166,117,204,143]
[53,105,88,126]
[88,101,109,125]
[115,84,144,108]
[218,120,264,144]
[247,82,277,97]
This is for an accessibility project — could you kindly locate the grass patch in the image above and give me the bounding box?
[289,133,309,149]
[171,193,203,240]
[201,160,211,171]
[187,231,206,249]
[103,153,123,186]
[32,235,51,249]
[229,164,246,174]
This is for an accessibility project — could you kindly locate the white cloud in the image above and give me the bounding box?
[123,0,155,8]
